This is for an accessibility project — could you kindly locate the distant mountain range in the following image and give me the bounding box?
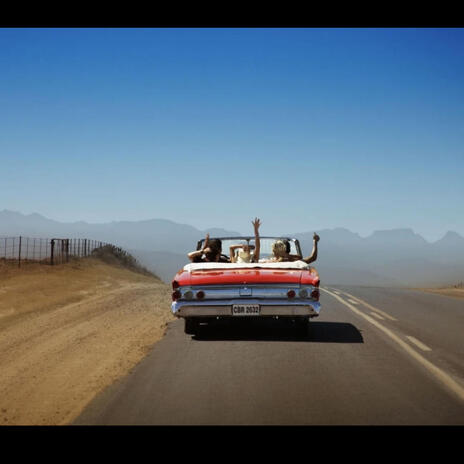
[0,210,240,254]
[1,210,463,287]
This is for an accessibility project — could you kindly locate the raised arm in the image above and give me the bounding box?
[301,233,319,264]
[229,244,242,263]
[229,244,255,263]
[251,217,261,262]
[188,233,210,262]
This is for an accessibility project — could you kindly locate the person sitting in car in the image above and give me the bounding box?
[187,233,230,263]
[229,217,261,263]
[229,243,255,263]
[256,232,320,264]
[282,237,319,263]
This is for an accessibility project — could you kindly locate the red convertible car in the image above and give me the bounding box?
[171,236,321,335]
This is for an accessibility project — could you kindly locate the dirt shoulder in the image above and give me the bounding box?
[413,285,464,299]
[0,257,175,425]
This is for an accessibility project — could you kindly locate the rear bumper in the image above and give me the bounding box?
[171,298,321,318]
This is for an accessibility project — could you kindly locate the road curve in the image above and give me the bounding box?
[73,286,464,425]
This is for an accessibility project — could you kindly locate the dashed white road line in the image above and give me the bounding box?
[335,289,397,321]
[347,299,359,305]
[320,287,464,404]
[406,336,432,352]
[370,312,385,320]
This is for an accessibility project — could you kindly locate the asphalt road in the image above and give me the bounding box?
[73,286,464,425]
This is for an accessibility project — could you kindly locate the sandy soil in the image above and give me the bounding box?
[415,285,464,299]
[0,258,175,425]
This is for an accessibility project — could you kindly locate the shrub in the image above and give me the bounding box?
[91,245,157,278]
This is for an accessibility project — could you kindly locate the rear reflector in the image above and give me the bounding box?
[298,288,308,298]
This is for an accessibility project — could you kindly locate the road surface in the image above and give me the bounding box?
[73,286,464,425]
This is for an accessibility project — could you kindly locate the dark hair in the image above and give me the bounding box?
[208,238,222,252]
[205,238,222,260]
[283,239,291,254]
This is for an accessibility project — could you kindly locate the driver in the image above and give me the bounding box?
[187,233,230,263]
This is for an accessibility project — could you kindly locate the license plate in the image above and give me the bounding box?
[232,304,260,316]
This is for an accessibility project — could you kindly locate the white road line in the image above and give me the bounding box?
[336,290,397,321]
[320,287,464,404]
[406,336,432,352]
[370,312,385,320]
[347,299,359,305]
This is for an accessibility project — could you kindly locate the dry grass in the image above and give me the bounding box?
[414,281,464,300]
[90,244,156,277]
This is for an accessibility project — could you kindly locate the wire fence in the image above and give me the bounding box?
[0,236,112,267]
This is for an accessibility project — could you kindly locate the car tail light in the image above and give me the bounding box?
[287,290,296,299]
[196,290,205,299]
[172,280,180,290]
[310,289,320,301]
[314,279,320,287]
[172,290,181,301]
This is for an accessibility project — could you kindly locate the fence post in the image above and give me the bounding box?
[18,236,22,267]
[50,239,55,265]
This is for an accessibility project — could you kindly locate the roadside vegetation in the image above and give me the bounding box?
[415,281,464,299]
[90,244,157,278]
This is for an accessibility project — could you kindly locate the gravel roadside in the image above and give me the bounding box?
[0,258,174,425]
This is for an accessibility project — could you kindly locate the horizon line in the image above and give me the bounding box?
[1,209,463,244]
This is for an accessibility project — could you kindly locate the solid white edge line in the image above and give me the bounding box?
[406,336,432,352]
[320,287,464,404]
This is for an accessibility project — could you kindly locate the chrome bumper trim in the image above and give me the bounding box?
[171,299,321,318]
[178,285,317,300]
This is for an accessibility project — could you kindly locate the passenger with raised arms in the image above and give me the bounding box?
[229,217,261,263]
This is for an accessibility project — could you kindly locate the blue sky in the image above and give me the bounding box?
[1,28,463,241]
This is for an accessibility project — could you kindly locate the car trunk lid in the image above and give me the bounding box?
[175,268,319,287]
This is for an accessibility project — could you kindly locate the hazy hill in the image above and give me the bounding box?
[0,210,240,254]
[430,231,464,265]
[1,210,463,286]
[129,250,186,283]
